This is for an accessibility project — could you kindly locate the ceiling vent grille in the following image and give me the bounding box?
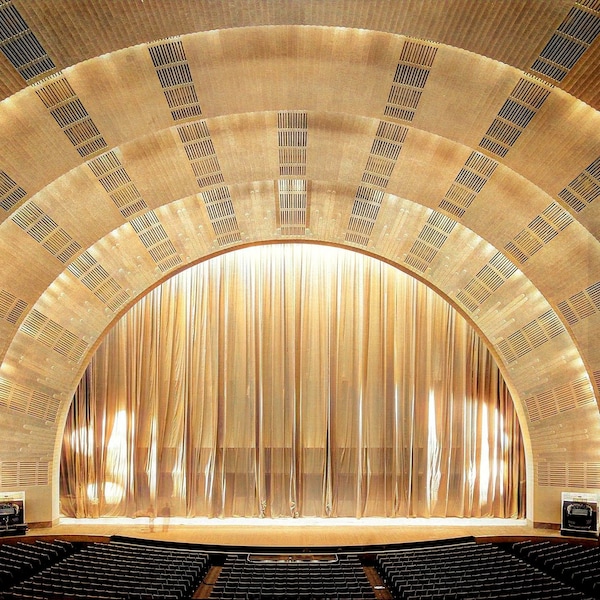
[19,308,88,362]
[0,376,60,422]
[558,155,600,212]
[345,122,407,246]
[35,74,107,157]
[403,211,456,273]
[68,251,131,313]
[439,152,498,218]
[0,170,26,212]
[455,251,517,312]
[525,376,596,422]
[11,202,81,264]
[504,202,573,264]
[531,4,600,82]
[176,121,241,246]
[557,280,600,325]
[129,210,183,272]
[87,151,148,220]
[538,462,600,488]
[177,121,226,188]
[0,288,27,325]
[0,1,56,82]
[0,461,50,488]
[278,111,308,235]
[149,38,202,121]
[384,40,438,122]
[496,309,566,364]
[200,186,242,246]
[479,78,551,158]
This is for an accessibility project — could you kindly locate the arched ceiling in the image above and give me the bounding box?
[0,0,599,524]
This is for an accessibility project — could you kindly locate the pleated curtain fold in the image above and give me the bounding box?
[60,244,525,519]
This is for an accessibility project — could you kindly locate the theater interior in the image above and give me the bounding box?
[0,1,599,598]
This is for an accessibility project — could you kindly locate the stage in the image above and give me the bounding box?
[26,517,559,549]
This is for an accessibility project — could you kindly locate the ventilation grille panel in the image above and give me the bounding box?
[558,156,600,212]
[68,251,131,313]
[35,74,107,157]
[438,151,498,219]
[176,120,241,246]
[200,187,241,246]
[525,377,596,422]
[129,210,183,272]
[455,252,517,313]
[87,151,148,219]
[531,4,600,82]
[0,170,27,212]
[19,309,88,362]
[403,211,456,273]
[538,462,600,488]
[0,376,60,422]
[11,202,81,263]
[384,40,438,122]
[149,38,202,121]
[0,288,27,325]
[345,122,407,246]
[496,309,566,364]
[0,461,50,488]
[0,1,56,81]
[278,112,308,235]
[479,78,551,158]
[504,202,573,264]
[557,280,600,325]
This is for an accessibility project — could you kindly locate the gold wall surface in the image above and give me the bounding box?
[0,0,598,525]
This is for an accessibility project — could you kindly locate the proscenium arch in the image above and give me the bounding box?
[59,239,532,519]
[0,17,598,526]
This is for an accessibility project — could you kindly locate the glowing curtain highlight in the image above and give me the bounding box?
[60,244,525,518]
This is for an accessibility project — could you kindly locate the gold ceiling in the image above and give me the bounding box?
[0,0,599,524]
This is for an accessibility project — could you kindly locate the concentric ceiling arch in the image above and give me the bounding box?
[0,1,599,526]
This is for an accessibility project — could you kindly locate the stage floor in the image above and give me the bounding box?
[27,517,560,548]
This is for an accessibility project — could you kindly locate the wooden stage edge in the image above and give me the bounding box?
[17,517,585,550]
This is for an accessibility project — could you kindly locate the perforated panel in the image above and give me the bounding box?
[11,202,81,263]
[525,377,597,422]
[149,38,202,121]
[345,121,408,246]
[0,0,56,82]
[87,151,148,219]
[0,376,60,422]
[531,3,600,82]
[177,121,241,245]
[558,281,600,325]
[0,288,27,325]
[558,156,600,212]
[479,77,551,158]
[496,309,566,364]
[278,111,308,235]
[456,252,518,312]
[129,210,183,272]
[19,309,88,362]
[404,211,456,273]
[68,251,130,312]
[384,40,438,121]
[0,170,26,212]
[34,74,107,157]
[537,462,600,488]
[504,202,573,264]
[438,152,498,219]
[0,461,50,488]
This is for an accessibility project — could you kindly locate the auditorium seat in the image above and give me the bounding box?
[210,553,375,599]
[506,539,600,599]
[1,540,209,600]
[376,539,593,600]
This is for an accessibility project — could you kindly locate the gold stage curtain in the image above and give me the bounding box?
[60,244,525,519]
